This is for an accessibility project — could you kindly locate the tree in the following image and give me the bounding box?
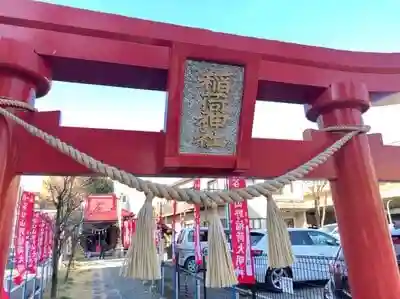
[63,177,114,282]
[83,177,114,194]
[41,176,106,299]
[305,180,328,227]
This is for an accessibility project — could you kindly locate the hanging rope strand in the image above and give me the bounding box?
[0,97,369,206]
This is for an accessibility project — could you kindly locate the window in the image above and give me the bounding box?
[289,231,314,246]
[250,232,265,246]
[176,231,185,244]
[188,230,208,243]
[250,232,264,246]
[249,218,264,229]
[200,231,208,242]
[320,224,338,234]
[307,231,339,246]
[261,219,267,229]
[253,219,261,229]
[187,230,194,242]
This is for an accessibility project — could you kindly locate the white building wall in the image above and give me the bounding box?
[113,181,146,215]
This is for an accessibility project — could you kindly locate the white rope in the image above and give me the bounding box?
[0,97,369,205]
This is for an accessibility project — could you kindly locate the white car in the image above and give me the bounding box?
[175,227,340,291]
[320,224,340,240]
[251,228,340,292]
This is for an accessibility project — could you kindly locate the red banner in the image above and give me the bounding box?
[43,220,49,260]
[47,218,54,258]
[193,179,202,265]
[28,212,41,274]
[13,191,35,284]
[43,219,52,260]
[38,215,46,263]
[122,219,136,249]
[122,220,130,249]
[228,177,255,285]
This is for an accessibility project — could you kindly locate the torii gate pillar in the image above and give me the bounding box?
[306,82,400,299]
[0,38,51,293]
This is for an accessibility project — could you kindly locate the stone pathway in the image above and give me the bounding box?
[92,260,164,299]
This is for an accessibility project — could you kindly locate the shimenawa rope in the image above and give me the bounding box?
[0,97,369,204]
[0,97,370,287]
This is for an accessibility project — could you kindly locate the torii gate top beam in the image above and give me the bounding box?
[1,1,400,180]
[1,1,400,104]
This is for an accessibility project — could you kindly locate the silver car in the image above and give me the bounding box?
[175,227,231,272]
[323,228,400,298]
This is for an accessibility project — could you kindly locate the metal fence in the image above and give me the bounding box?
[3,256,53,299]
[160,254,335,299]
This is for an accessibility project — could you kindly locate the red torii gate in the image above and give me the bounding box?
[0,1,400,298]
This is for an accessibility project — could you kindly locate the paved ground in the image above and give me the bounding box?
[162,263,325,299]
[92,260,165,299]
[4,258,325,299]
[91,259,326,299]
[93,259,325,299]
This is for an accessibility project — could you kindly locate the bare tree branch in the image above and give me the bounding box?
[305,180,329,227]
[41,176,95,299]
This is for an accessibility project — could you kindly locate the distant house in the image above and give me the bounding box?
[160,178,310,229]
[112,178,400,229]
[160,179,400,229]
[303,182,400,225]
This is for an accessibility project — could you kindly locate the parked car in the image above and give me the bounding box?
[323,228,400,299]
[252,228,340,292]
[176,227,340,292]
[320,224,340,240]
[175,227,231,273]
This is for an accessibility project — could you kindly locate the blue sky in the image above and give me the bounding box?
[22,0,400,191]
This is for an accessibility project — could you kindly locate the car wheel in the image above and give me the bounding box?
[184,257,197,273]
[265,267,292,293]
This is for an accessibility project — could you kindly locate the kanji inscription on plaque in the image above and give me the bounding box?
[180,60,244,155]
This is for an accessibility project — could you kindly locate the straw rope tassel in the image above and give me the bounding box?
[266,194,294,268]
[206,205,238,288]
[120,234,134,276]
[121,192,161,280]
